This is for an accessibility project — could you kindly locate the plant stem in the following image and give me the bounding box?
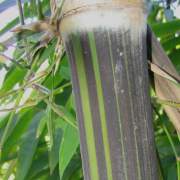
[44,99,77,129]
[47,66,55,149]
[16,0,25,25]
[0,72,48,99]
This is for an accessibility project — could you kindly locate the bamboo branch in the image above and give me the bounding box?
[44,99,77,129]
[0,71,48,99]
[0,54,29,69]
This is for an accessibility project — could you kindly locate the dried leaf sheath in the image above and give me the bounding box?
[60,1,158,179]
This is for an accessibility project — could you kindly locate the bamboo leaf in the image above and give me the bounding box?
[15,111,45,180]
[0,115,19,148]
[151,19,180,37]
[162,36,180,51]
[26,152,49,180]
[0,115,9,129]
[148,6,161,25]
[0,18,19,36]
[49,128,62,174]
[58,114,79,179]
[3,110,35,154]
[169,49,180,72]
[55,108,79,179]
[0,66,26,94]
[61,153,82,180]
[36,115,47,138]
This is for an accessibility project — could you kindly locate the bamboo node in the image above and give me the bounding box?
[60,2,146,20]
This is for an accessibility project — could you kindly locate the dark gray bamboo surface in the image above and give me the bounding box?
[63,25,158,179]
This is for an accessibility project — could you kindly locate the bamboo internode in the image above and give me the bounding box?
[60,0,158,179]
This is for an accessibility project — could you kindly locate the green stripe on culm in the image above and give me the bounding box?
[88,31,113,180]
[71,34,100,180]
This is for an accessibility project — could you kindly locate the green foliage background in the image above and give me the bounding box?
[0,0,179,179]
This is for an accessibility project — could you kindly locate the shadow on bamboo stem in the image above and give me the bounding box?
[59,0,158,179]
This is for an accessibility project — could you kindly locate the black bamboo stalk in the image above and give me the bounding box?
[59,0,158,179]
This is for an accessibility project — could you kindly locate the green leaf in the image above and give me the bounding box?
[151,19,180,37]
[167,163,177,180]
[59,66,70,80]
[39,39,56,62]
[55,85,72,106]
[0,115,19,146]
[62,152,82,180]
[0,18,19,36]
[15,111,45,180]
[0,114,9,129]
[168,49,180,72]
[59,55,71,80]
[3,110,35,153]
[59,118,79,179]
[13,44,26,60]
[0,66,26,94]
[162,36,180,51]
[49,128,62,174]
[148,6,161,25]
[26,152,49,180]
[30,0,38,17]
[36,115,47,138]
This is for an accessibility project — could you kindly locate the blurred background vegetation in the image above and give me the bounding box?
[0,0,179,179]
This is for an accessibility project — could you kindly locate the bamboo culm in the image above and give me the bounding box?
[60,0,158,179]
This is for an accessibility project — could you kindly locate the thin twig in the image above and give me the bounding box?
[44,99,77,129]
[0,72,48,99]
[0,101,38,112]
[0,54,29,69]
[30,81,76,129]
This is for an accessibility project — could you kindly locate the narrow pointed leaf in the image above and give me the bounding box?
[15,111,45,180]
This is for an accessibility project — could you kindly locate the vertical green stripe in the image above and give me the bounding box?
[71,34,99,180]
[88,32,113,180]
[107,31,128,180]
